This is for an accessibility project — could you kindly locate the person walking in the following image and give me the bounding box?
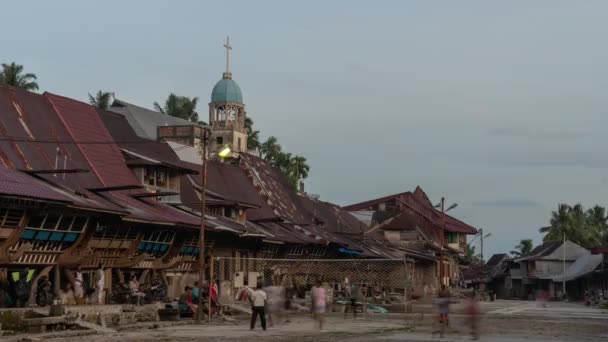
[343,281,359,319]
[250,284,267,331]
[432,285,450,338]
[465,290,481,340]
[95,263,105,304]
[311,280,327,330]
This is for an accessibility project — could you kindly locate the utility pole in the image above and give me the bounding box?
[563,232,566,300]
[440,197,445,285]
[197,128,211,324]
[480,228,484,263]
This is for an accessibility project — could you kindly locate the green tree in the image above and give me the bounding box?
[245,117,261,152]
[540,203,604,248]
[0,62,39,91]
[510,239,533,257]
[259,136,312,189]
[465,245,476,258]
[289,155,310,181]
[154,93,200,123]
[260,136,282,161]
[88,91,113,109]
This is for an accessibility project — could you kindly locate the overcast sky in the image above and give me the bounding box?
[3,0,607,257]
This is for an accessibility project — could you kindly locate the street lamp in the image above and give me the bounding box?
[434,197,457,286]
[197,129,231,324]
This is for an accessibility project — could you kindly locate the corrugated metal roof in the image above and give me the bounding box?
[109,99,197,140]
[0,166,70,202]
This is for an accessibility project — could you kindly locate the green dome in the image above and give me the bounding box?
[211,74,243,103]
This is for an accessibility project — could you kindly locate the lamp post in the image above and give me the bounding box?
[435,197,457,286]
[196,128,231,324]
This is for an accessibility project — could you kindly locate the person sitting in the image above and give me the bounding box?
[178,286,198,316]
[192,281,200,301]
[128,274,145,304]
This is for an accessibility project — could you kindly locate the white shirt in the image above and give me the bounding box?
[251,289,267,307]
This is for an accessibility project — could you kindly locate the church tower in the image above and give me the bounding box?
[209,36,248,153]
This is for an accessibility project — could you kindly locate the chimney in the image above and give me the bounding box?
[299,181,305,193]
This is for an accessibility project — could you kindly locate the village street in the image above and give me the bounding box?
[5,300,607,342]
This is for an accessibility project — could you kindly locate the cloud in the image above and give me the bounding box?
[489,126,588,141]
[472,198,543,208]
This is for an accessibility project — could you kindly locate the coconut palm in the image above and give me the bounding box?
[510,239,533,257]
[154,93,199,123]
[88,91,113,109]
[0,62,39,91]
[540,203,604,248]
[245,117,261,152]
[289,155,310,181]
[259,136,282,161]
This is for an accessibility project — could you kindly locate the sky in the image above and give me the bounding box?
[2,0,607,257]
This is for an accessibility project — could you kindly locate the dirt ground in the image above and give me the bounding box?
[4,301,608,341]
[8,313,605,342]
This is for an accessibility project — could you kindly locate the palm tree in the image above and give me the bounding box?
[289,155,310,181]
[0,62,39,91]
[510,239,533,257]
[540,203,604,248]
[259,136,282,161]
[245,117,261,152]
[272,152,292,174]
[88,91,113,109]
[540,204,571,241]
[154,93,199,123]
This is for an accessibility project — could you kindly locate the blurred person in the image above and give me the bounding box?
[60,282,76,305]
[179,286,198,315]
[128,274,145,303]
[250,283,267,330]
[74,265,84,304]
[311,280,327,330]
[264,284,285,327]
[465,290,481,340]
[95,263,105,304]
[343,279,359,319]
[192,281,200,300]
[432,285,450,338]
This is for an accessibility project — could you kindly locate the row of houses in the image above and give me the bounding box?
[0,82,478,307]
[465,241,608,300]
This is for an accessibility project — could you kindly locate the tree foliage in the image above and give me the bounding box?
[154,93,200,123]
[88,90,113,109]
[245,117,261,152]
[0,62,39,91]
[539,203,608,248]
[259,136,311,189]
[510,239,533,257]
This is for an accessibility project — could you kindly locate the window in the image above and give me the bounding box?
[156,169,167,187]
[144,167,154,186]
[216,136,223,145]
[447,232,457,244]
[43,214,60,230]
[238,137,242,151]
[27,214,46,228]
[0,208,24,228]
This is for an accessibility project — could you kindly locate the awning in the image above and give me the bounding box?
[551,253,603,282]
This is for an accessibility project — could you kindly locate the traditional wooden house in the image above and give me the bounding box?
[343,187,478,291]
